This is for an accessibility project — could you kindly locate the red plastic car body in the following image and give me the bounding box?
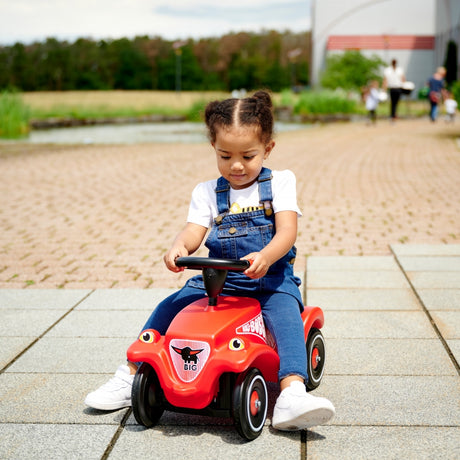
[127,257,326,440]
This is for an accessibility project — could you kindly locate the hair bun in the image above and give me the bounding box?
[252,90,272,109]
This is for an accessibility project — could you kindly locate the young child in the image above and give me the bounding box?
[85,91,335,431]
[364,80,380,124]
[444,91,457,123]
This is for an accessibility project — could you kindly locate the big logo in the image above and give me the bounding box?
[235,312,267,342]
[170,339,210,382]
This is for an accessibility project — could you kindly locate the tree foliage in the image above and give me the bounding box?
[0,31,310,92]
[320,50,385,91]
[444,40,458,87]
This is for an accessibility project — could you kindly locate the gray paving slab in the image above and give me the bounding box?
[397,256,460,271]
[306,288,420,310]
[0,309,67,337]
[0,337,36,369]
[391,244,460,256]
[0,373,128,424]
[307,271,410,289]
[446,339,460,364]
[305,426,460,460]
[307,256,400,271]
[1,245,459,459]
[321,311,438,339]
[45,309,149,338]
[5,337,133,374]
[0,289,93,309]
[0,424,117,460]
[321,375,460,426]
[76,288,175,310]
[326,338,457,376]
[407,271,460,289]
[110,425,301,460]
[430,311,460,339]
[416,288,460,310]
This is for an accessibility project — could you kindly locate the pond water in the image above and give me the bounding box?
[24,121,308,145]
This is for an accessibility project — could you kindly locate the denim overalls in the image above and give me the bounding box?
[142,168,308,381]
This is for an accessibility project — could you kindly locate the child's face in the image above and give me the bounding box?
[213,125,274,190]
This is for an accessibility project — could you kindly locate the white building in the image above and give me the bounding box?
[311,0,460,93]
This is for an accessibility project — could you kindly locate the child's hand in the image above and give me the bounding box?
[242,252,270,279]
[164,246,189,272]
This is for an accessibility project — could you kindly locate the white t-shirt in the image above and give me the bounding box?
[187,169,302,228]
[365,87,380,111]
[384,65,404,89]
[445,98,458,114]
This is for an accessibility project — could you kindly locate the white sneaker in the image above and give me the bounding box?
[84,365,134,410]
[272,381,335,431]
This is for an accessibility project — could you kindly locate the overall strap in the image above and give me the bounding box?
[215,176,231,215]
[258,167,274,216]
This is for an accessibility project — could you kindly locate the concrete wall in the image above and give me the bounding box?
[310,0,449,92]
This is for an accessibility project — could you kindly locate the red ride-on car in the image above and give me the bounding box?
[127,257,326,441]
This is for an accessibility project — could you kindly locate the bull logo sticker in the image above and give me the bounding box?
[170,339,210,382]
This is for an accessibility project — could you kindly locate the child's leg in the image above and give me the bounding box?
[261,292,335,430]
[259,292,307,383]
[140,285,206,335]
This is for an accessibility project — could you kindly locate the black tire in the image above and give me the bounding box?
[132,362,165,427]
[232,368,268,441]
[305,328,326,391]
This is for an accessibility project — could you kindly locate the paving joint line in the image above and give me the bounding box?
[100,408,132,460]
[390,248,460,375]
[0,289,96,375]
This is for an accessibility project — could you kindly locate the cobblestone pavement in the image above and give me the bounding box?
[1,118,459,289]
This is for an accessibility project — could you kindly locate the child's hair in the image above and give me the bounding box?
[204,90,274,145]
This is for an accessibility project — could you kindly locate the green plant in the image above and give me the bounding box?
[185,99,207,121]
[294,90,357,115]
[451,81,460,104]
[320,50,385,91]
[0,90,30,138]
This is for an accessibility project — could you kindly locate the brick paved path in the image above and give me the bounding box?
[1,118,459,289]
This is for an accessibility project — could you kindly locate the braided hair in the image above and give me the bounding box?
[204,91,274,145]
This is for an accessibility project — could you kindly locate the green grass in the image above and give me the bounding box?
[29,105,186,120]
[0,90,31,139]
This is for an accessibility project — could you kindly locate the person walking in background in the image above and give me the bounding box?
[444,90,457,123]
[383,59,405,121]
[363,80,381,125]
[427,67,446,122]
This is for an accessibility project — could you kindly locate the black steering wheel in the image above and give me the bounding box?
[175,257,250,306]
[175,257,250,271]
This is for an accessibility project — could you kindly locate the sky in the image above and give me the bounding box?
[0,0,312,45]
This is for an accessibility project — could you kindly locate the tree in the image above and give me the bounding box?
[444,40,458,87]
[320,50,385,91]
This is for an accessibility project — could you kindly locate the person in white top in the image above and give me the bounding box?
[363,80,380,124]
[444,91,457,123]
[383,59,406,120]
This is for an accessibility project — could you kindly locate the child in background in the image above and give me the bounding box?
[364,80,380,124]
[85,90,335,431]
[444,91,457,123]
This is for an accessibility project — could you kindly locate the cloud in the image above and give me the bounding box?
[0,0,311,45]
[155,1,307,22]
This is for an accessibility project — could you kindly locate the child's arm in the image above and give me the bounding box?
[242,210,297,279]
[164,223,208,272]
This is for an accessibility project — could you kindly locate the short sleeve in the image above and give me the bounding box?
[186,181,217,228]
[272,170,302,216]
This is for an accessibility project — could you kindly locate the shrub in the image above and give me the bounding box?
[0,90,30,138]
[294,90,357,115]
[321,50,385,91]
[450,81,460,105]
